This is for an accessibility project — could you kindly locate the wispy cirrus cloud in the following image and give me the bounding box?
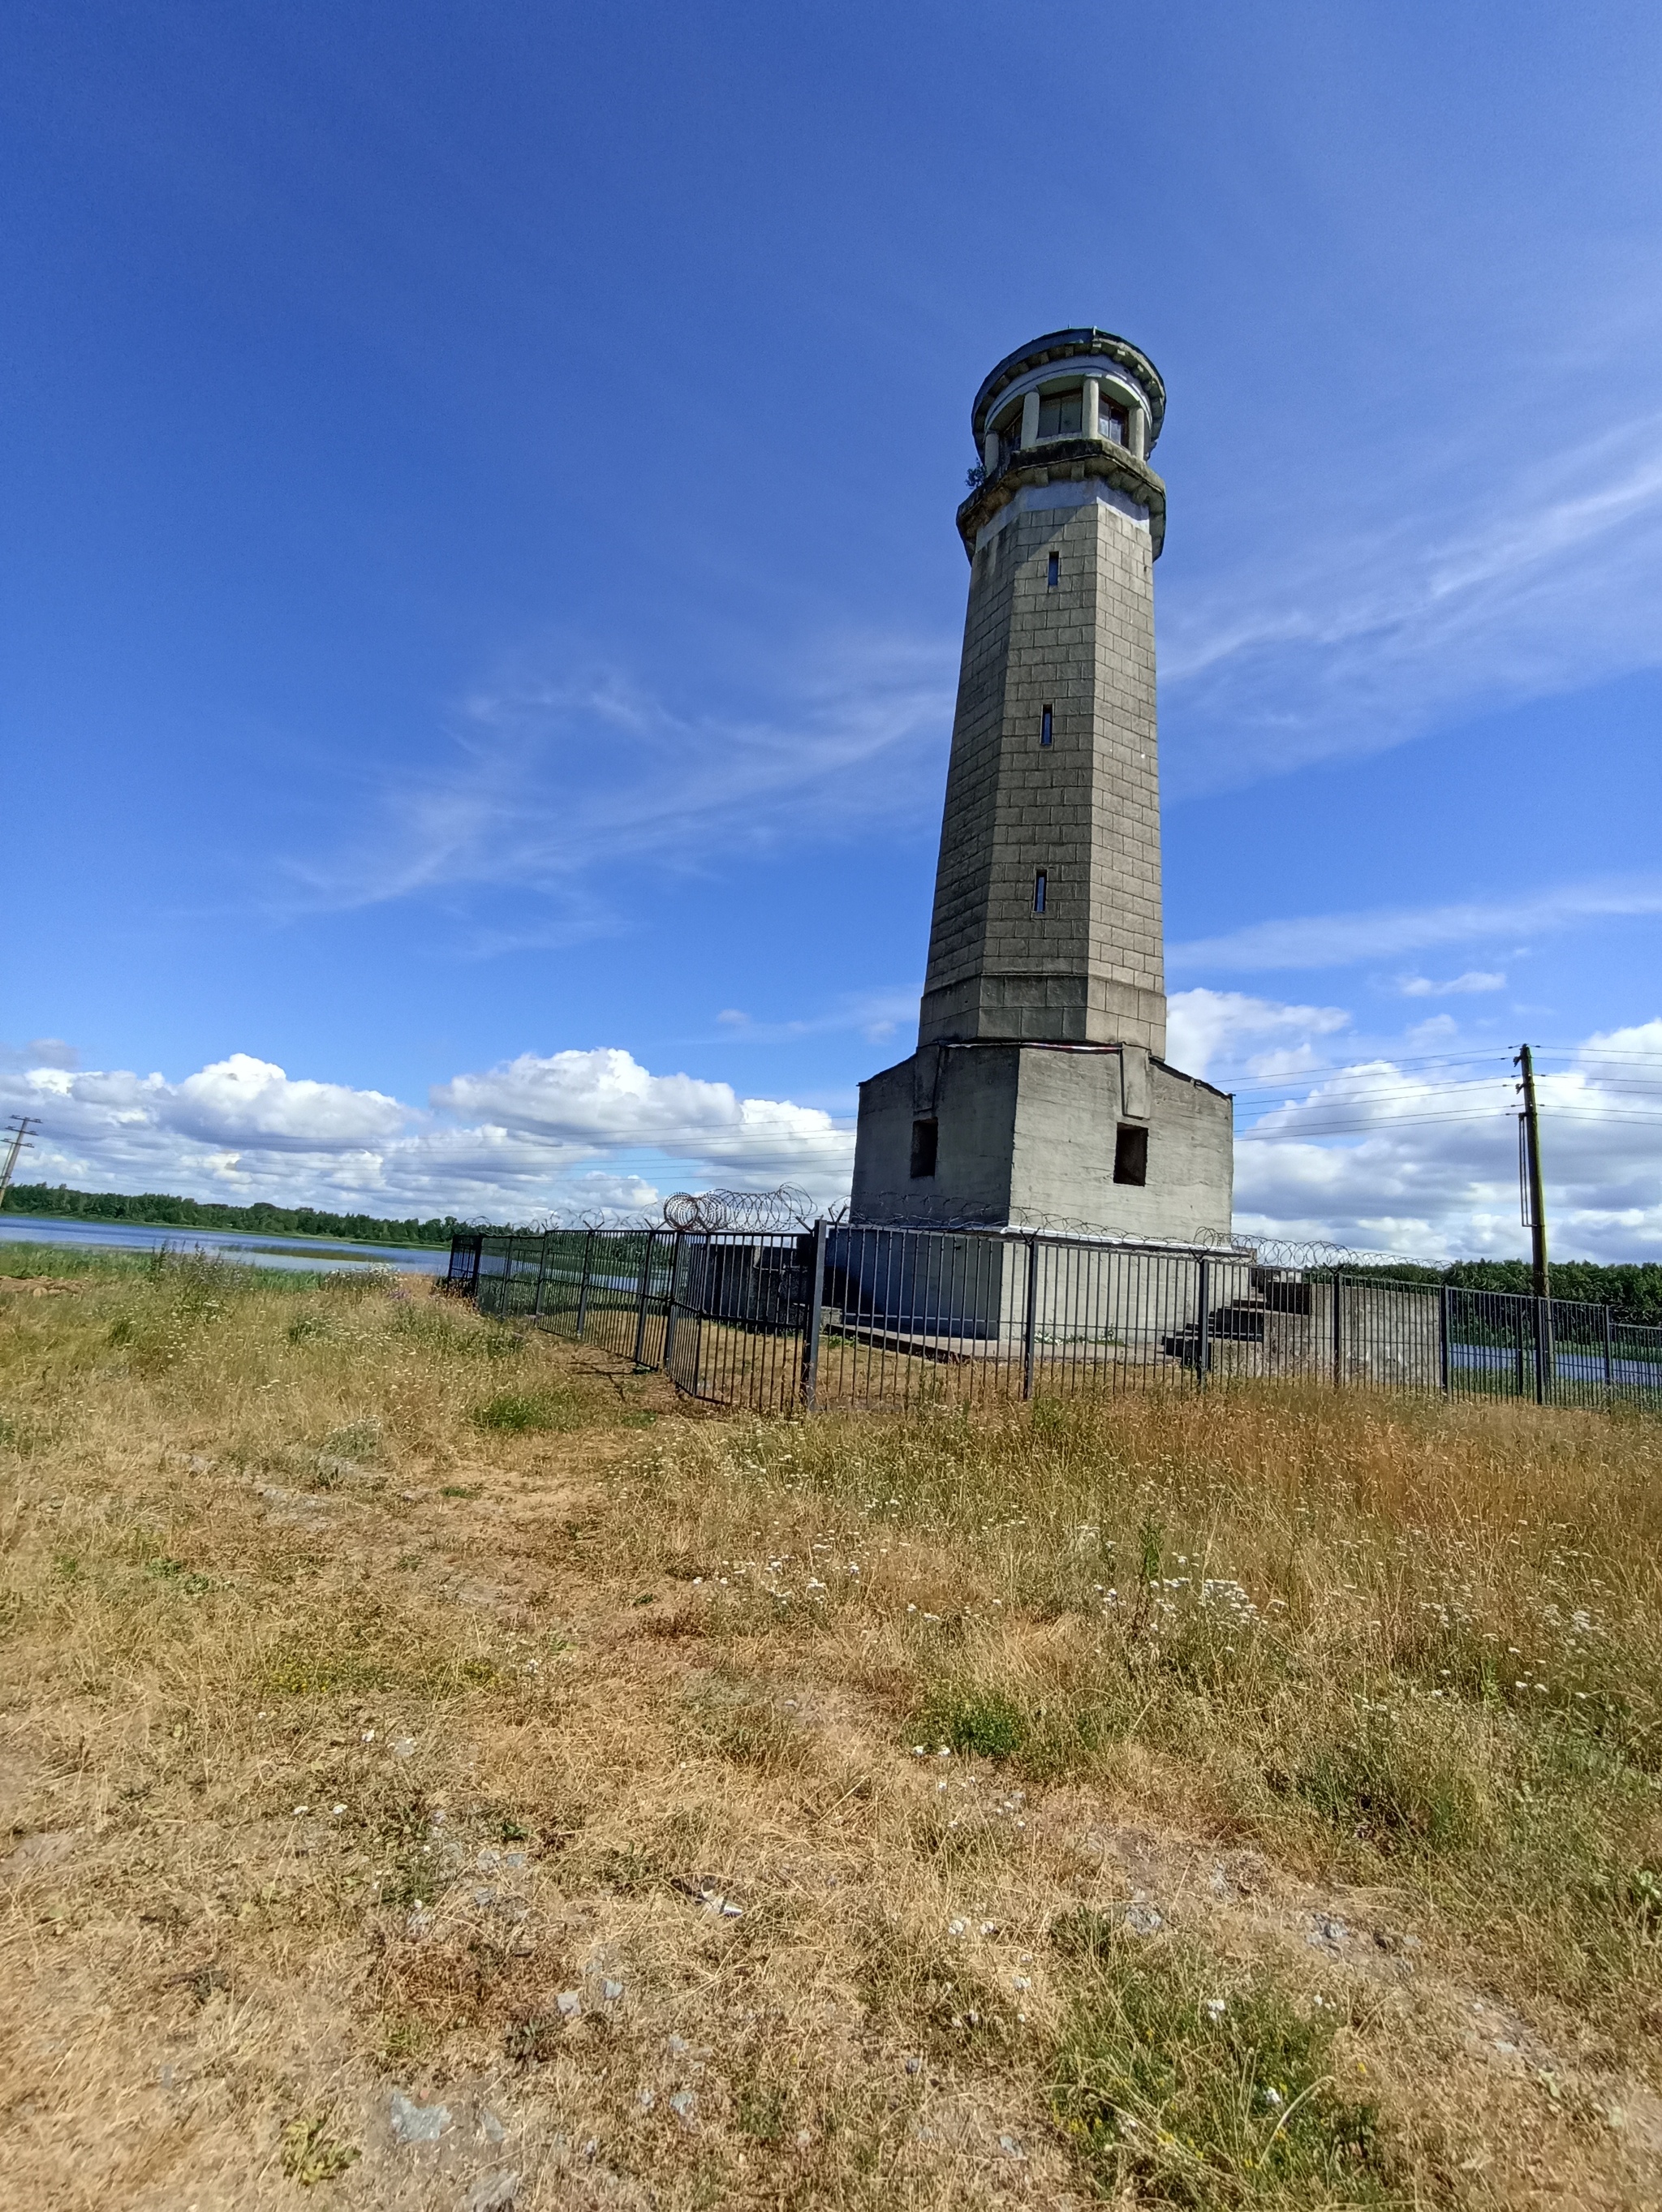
[1171,876,1662,975]
[1163,403,1662,794]
[283,630,956,919]
[1395,971,1506,997]
[711,986,919,1047]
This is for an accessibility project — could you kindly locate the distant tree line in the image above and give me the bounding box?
[1329,1257,1662,1325]
[2,1182,496,1247]
[6,1182,1658,1320]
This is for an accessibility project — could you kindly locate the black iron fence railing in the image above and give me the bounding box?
[443,1225,1662,1417]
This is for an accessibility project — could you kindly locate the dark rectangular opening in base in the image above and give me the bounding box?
[910,1117,939,1179]
[1113,1123,1148,1186]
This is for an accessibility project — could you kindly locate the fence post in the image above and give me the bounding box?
[1438,1285,1451,1393]
[662,1231,687,1375]
[1331,1272,1344,1387]
[631,1232,657,1370]
[575,1228,596,1341]
[799,1218,829,1409]
[1022,1236,1040,1400]
[531,1232,552,1322]
[1533,1296,1550,1405]
[1195,1255,1212,1390]
[1603,1304,1615,1396]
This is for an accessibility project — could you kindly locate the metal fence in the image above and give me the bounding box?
[444,1224,1662,1418]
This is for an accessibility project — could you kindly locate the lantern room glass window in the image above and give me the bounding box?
[1037,388,1083,439]
[1100,401,1129,446]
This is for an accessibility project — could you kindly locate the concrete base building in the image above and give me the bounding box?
[852,327,1234,1243]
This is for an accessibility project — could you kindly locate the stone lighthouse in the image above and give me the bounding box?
[850,326,1234,1244]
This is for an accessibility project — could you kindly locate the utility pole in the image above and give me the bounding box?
[1514,1047,1549,1302]
[0,1115,41,1208]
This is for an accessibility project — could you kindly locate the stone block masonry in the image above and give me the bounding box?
[919,482,1167,1054]
[851,325,1234,1246]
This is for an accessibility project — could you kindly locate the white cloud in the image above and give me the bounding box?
[1171,877,1662,975]
[0,1037,79,1073]
[1234,1022,1662,1261]
[1166,987,1351,1082]
[7,1018,1658,1261]
[1396,971,1506,997]
[433,1049,853,1188]
[0,1047,855,1224]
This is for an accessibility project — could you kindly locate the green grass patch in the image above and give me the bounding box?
[390,1305,523,1358]
[1051,1911,1410,2206]
[1277,1717,1487,1857]
[471,1388,577,1433]
[914,1679,1122,1780]
[923,1685,1027,1759]
[321,1419,382,1461]
[0,1240,157,1280]
[144,1556,215,1597]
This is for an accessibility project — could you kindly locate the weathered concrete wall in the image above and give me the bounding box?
[851,1039,1232,1246]
[1011,1048,1232,1243]
[1201,1280,1442,1390]
[850,1044,1019,1227]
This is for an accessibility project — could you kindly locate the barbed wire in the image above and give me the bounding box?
[1234,1236,1434,1272]
[662,1186,846,1232]
[846,1195,1227,1253]
[476,1195,1432,1272]
[850,1195,1430,1270]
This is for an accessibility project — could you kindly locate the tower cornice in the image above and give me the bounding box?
[971,328,1166,447]
[956,439,1167,560]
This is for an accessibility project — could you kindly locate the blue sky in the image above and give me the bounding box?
[4,0,1660,1257]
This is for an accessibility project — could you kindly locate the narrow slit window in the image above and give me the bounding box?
[1040,704,1053,747]
[910,1117,938,1179]
[1033,869,1048,915]
[1046,552,1060,587]
[1113,1124,1149,1186]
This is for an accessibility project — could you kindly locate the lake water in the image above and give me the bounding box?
[0,1211,446,1276]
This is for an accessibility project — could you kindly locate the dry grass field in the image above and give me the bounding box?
[4,1246,1662,2210]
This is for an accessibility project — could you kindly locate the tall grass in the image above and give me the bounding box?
[3,1264,1660,2207]
[615,1390,1662,2036]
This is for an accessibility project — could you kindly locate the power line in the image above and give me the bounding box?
[1208,1044,1662,1091]
[1243,1105,1662,1131]
[1230,1078,1516,1108]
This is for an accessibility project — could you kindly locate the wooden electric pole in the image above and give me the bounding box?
[1514,1046,1549,1302]
[0,1115,41,1208]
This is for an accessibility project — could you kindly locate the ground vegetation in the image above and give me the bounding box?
[2,1249,1660,2207]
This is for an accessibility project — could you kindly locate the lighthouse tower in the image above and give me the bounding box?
[850,327,1234,1242]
